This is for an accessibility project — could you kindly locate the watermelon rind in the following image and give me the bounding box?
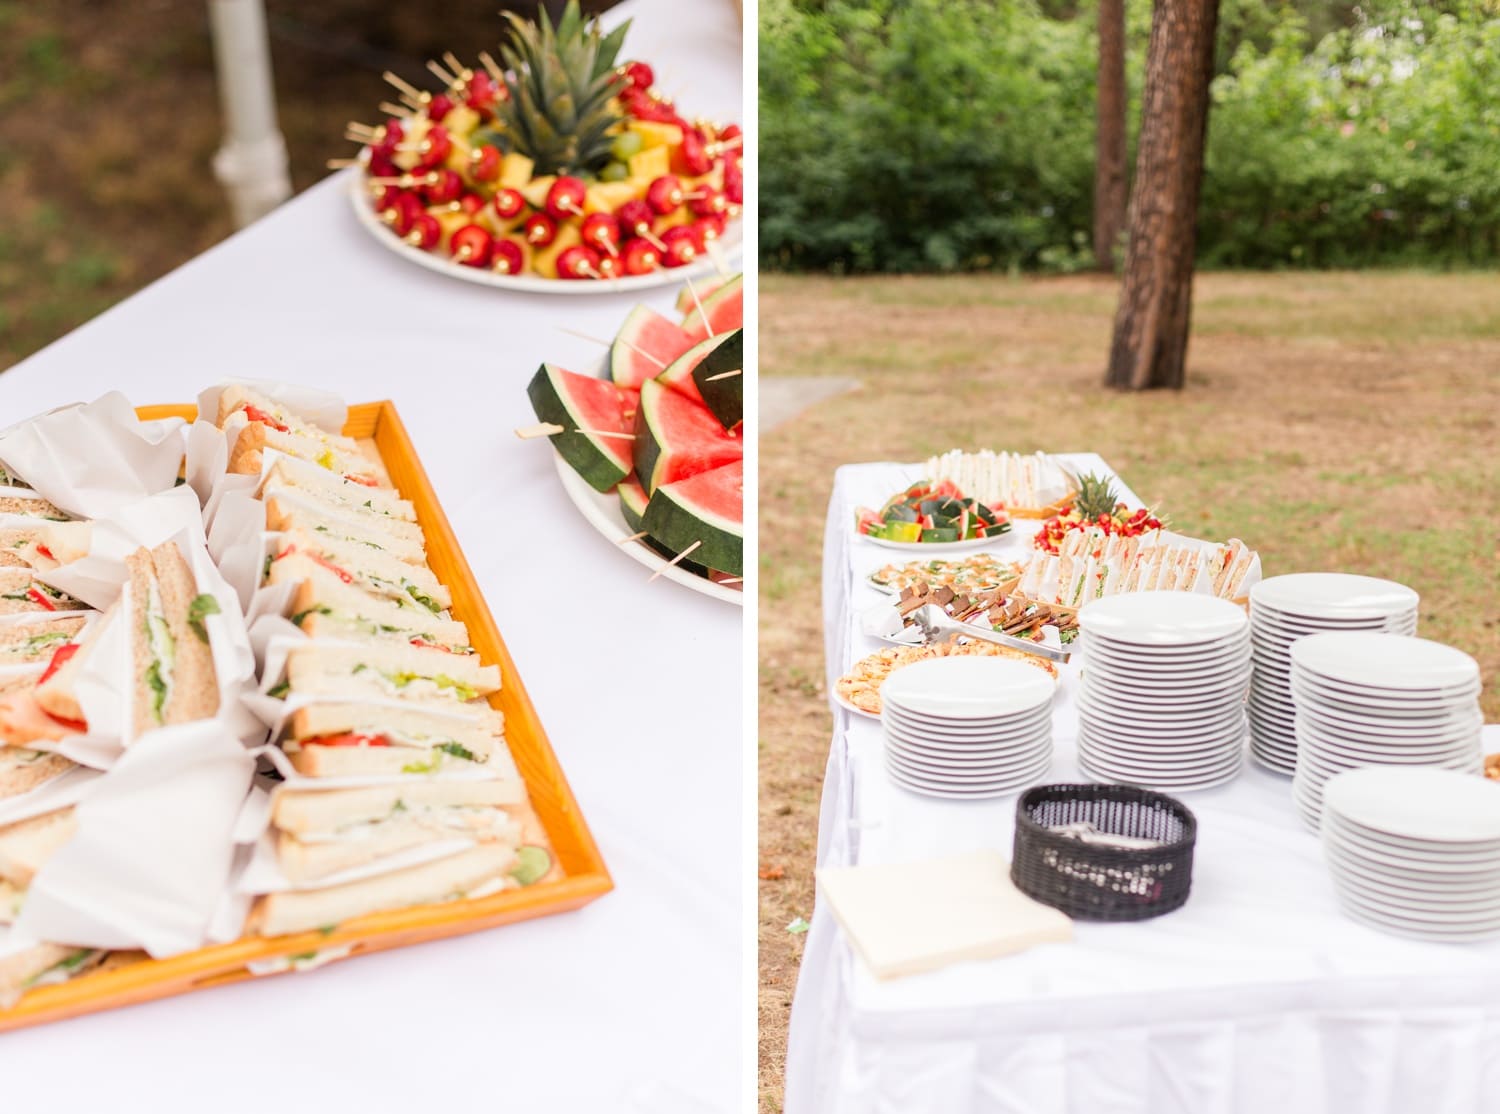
[633,378,743,494]
[691,329,743,430]
[681,273,743,345]
[655,332,735,407]
[611,304,695,391]
[526,363,633,493]
[640,459,743,576]
[618,473,712,575]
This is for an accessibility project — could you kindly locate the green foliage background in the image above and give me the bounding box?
[759,0,1500,271]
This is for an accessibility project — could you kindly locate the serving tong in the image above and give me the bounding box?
[907,603,1073,664]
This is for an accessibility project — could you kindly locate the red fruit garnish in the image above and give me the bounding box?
[414,126,452,171]
[676,130,712,176]
[465,70,497,111]
[373,119,405,153]
[646,175,684,215]
[426,93,455,123]
[616,199,656,238]
[719,124,742,144]
[722,163,743,206]
[492,188,526,221]
[404,212,441,250]
[39,642,79,685]
[383,192,424,236]
[491,238,525,275]
[581,212,622,254]
[421,168,463,205]
[457,192,485,215]
[660,226,698,267]
[243,405,290,433]
[621,60,655,89]
[693,215,727,244]
[544,176,588,221]
[596,253,622,279]
[26,587,56,611]
[409,637,459,653]
[372,185,406,213]
[310,733,390,748]
[366,150,399,178]
[524,211,558,246]
[555,245,602,280]
[621,237,661,275]
[689,188,727,217]
[469,144,501,182]
[450,223,494,267]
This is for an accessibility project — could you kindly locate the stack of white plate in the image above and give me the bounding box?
[1076,592,1251,792]
[880,657,1054,799]
[1322,767,1500,942]
[1289,632,1482,828]
[1248,574,1418,773]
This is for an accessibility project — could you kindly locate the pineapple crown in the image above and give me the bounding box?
[493,1,629,177]
[1072,471,1121,519]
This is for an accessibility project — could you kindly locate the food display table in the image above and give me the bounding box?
[0,2,742,1109]
[785,459,1500,1114]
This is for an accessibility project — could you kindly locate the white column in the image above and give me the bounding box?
[207,0,292,227]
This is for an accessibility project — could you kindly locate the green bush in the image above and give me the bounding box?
[759,0,1500,272]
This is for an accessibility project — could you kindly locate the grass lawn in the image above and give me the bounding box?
[757,269,1500,1111]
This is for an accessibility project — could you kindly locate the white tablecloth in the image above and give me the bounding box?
[785,459,1500,1114]
[0,3,743,1109]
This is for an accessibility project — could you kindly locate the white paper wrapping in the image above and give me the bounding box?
[38,486,206,609]
[0,766,102,827]
[0,393,186,519]
[15,723,256,957]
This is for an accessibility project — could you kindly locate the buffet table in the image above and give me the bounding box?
[0,2,742,1110]
[785,459,1500,1114]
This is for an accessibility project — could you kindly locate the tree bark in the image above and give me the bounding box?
[1104,0,1220,390]
[1093,0,1127,272]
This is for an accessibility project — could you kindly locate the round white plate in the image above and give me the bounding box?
[1077,753,1243,793]
[884,756,1050,799]
[1081,627,1251,659]
[1324,841,1500,893]
[881,706,1053,742]
[1083,642,1252,676]
[880,656,1055,719]
[348,170,742,294]
[1290,632,1480,691]
[1078,591,1248,645]
[859,532,1011,555]
[1076,698,1247,736]
[1325,830,1500,875]
[1323,767,1500,843]
[1325,812,1500,860]
[1250,602,1407,630]
[1251,573,1419,621]
[1290,672,1482,710]
[833,689,879,720]
[1081,663,1253,694]
[1292,699,1482,737]
[1330,878,1500,926]
[551,453,741,606]
[885,742,1051,777]
[1078,728,1244,765]
[1078,676,1248,712]
[1251,749,1297,775]
[1334,899,1500,943]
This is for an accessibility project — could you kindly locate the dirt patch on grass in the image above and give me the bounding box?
[757,270,1500,1111]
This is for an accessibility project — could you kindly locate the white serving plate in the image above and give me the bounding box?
[881,705,1053,741]
[1084,642,1252,675]
[348,170,742,294]
[884,755,1050,798]
[1078,591,1249,645]
[858,532,1010,555]
[884,741,1051,777]
[1289,632,1480,691]
[1323,766,1500,843]
[1077,753,1243,793]
[879,656,1055,719]
[1250,573,1419,621]
[551,453,742,606]
[833,689,879,720]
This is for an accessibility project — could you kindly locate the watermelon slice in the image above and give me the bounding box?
[634,379,743,494]
[610,305,696,390]
[526,363,637,493]
[641,459,743,576]
[681,273,743,345]
[691,329,742,430]
[618,473,710,575]
[675,277,728,317]
[654,332,736,407]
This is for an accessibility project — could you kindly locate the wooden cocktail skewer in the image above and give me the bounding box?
[683,277,715,338]
[478,51,505,84]
[514,423,635,440]
[582,429,635,440]
[702,368,742,382]
[443,52,471,82]
[717,577,743,585]
[383,71,428,106]
[559,327,666,369]
[618,532,648,544]
[648,541,703,581]
[379,101,415,120]
[326,158,362,170]
[427,59,458,87]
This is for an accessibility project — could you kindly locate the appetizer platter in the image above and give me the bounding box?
[855,480,1012,551]
[1032,472,1163,555]
[924,449,1077,518]
[340,2,742,290]
[835,639,1060,719]
[1015,525,1258,607]
[0,388,609,1030]
[521,275,744,603]
[868,554,1025,596]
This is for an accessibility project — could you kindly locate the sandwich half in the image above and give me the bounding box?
[264,492,426,565]
[218,385,388,488]
[0,494,68,521]
[283,701,505,777]
[0,571,82,616]
[0,747,76,800]
[0,943,106,1008]
[282,640,500,706]
[261,455,416,525]
[127,543,221,735]
[0,616,87,666]
[286,565,473,654]
[266,530,451,614]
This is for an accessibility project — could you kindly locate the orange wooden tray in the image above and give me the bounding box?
[0,400,612,1033]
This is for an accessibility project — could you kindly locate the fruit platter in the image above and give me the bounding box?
[1032,472,1163,555]
[855,481,1011,552]
[340,3,742,291]
[522,275,743,603]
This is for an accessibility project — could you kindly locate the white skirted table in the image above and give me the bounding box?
[0,1,743,1111]
[785,458,1500,1114]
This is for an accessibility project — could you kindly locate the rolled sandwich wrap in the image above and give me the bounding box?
[126,543,221,735]
[250,842,518,937]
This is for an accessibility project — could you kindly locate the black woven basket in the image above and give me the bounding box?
[1011,783,1197,922]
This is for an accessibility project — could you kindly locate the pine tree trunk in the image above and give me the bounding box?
[1093,0,1127,272]
[1105,0,1220,390]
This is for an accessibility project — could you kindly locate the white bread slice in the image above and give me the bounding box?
[262,456,415,523]
[288,701,499,754]
[0,571,79,616]
[0,807,77,887]
[285,640,499,706]
[127,544,219,735]
[1223,540,1256,599]
[276,809,519,883]
[229,421,386,488]
[289,573,472,654]
[251,842,517,937]
[0,615,87,665]
[217,385,355,444]
[264,493,426,563]
[0,748,75,799]
[269,531,450,612]
[273,777,525,835]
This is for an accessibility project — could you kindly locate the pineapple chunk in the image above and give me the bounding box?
[628,120,684,150]
[390,117,432,172]
[628,146,670,181]
[519,175,556,209]
[432,206,472,249]
[499,153,534,190]
[657,206,693,232]
[479,207,526,237]
[440,104,481,139]
[532,223,582,280]
[584,181,643,214]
